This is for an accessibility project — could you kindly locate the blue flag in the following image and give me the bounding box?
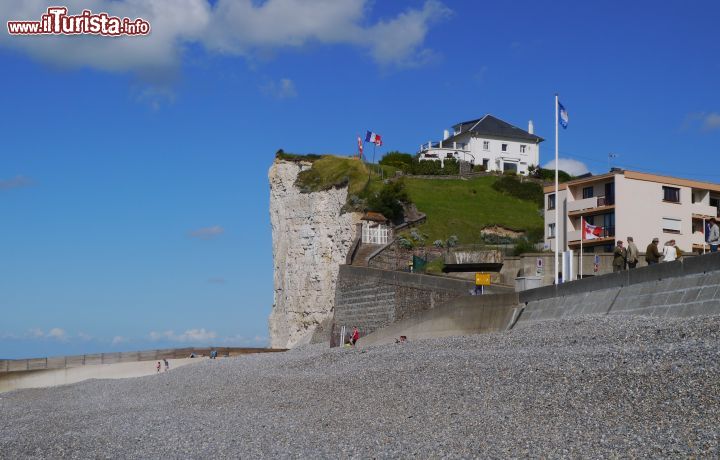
[558,101,569,129]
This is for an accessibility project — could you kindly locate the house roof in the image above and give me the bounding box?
[362,211,388,222]
[447,114,544,143]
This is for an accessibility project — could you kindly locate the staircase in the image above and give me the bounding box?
[350,243,383,266]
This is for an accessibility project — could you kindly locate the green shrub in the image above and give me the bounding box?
[513,238,536,256]
[379,151,413,171]
[366,180,410,223]
[530,166,572,183]
[491,175,543,207]
[276,149,322,162]
[472,164,487,172]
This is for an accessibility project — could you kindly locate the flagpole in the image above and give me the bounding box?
[580,216,583,280]
[554,94,559,285]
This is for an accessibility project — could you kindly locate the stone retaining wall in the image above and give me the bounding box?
[332,265,478,344]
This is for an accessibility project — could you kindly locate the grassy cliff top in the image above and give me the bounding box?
[279,153,543,245]
[403,176,543,244]
[293,155,371,196]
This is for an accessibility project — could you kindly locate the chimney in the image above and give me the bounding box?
[528,120,534,134]
[443,129,450,140]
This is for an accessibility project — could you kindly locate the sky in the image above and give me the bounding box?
[1,0,719,359]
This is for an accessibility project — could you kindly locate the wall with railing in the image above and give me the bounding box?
[0,347,285,374]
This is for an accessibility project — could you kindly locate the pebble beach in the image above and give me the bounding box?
[1,315,718,458]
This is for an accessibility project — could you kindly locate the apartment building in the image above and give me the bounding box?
[544,169,720,254]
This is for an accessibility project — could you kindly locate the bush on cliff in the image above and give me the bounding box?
[491,175,543,207]
[366,180,410,224]
[295,156,369,196]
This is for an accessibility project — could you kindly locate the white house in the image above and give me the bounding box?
[417,114,544,175]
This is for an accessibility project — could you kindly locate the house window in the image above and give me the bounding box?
[482,158,489,169]
[548,223,556,238]
[582,186,594,199]
[662,217,681,234]
[501,143,508,152]
[483,140,489,150]
[503,162,517,173]
[520,145,526,153]
[547,193,556,210]
[663,186,680,203]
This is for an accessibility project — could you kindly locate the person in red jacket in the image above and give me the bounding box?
[350,326,360,345]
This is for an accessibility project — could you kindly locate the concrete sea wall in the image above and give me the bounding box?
[517,252,720,324]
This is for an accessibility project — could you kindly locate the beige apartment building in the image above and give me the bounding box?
[544,169,720,254]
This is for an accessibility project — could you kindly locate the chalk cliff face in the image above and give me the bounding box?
[268,159,361,348]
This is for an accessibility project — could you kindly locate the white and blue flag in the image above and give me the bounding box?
[558,101,569,129]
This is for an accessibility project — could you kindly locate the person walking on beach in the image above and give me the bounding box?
[626,236,639,269]
[350,326,360,346]
[645,238,661,265]
[613,240,627,272]
[163,359,169,372]
[709,218,720,253]
[156,361,161,373]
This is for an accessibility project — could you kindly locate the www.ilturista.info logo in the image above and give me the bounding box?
[7,7,151,36]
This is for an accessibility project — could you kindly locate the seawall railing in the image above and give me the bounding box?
[0,347,286,374]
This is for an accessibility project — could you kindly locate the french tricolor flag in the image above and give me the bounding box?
[365,130,382,146]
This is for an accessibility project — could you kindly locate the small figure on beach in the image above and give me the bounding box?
[645,238,661,265]
[662,240,678,262]
[210,350,218,359]
[156,361,161,373]
[163,359,169,372]
[350,326,360,346]
[613,240,626,272]
[709,218,720,253]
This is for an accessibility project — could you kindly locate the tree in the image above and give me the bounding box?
[367,180,410,223]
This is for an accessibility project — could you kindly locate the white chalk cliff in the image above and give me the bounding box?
[268,159,361,348]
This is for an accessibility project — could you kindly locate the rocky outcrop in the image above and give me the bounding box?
[268,159,362,348]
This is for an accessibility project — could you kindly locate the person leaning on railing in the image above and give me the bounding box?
[645,238,661,265]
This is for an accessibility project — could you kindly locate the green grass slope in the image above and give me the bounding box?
[404,176,543,244]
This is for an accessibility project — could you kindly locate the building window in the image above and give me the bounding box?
[482,158,489,169]
[582,186,594,199]
[501,143,508,152]
[503,162,517,173]
[663,186,680,203]
[548,223,556,238]
[547,193,556,210]
[662,217,681,234]
[483,140,489,150]
[520,145,526,153]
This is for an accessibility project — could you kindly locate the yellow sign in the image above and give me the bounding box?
[475,273,491,286]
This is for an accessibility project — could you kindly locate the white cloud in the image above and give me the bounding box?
[701,112,720,131]
[189,225,224,239]
[28,328,45,338]
[684,111,720,132]
[0,175,33,190]
[149,328,217,343]
[260,78,297,100]
[542,158,590,176]
[111,335,128,345]
[0,0,449,78]
[47,328,67,340]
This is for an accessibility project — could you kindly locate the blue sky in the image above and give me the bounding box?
[1,1,719,358]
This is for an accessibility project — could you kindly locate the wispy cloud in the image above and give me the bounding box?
[189,225,225,240]
[0,1,450,79]
[0,175,33,190]
[111,336,128,345]
[542,158,590,176]
[260,78,297,100]
[47,328,67,340]
[684,112,720,132]
[149,328,217,343]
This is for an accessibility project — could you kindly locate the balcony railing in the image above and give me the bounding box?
[568,195,614,213]
[568,226,615,242]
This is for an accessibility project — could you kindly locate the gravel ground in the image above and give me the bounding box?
[1,315,718,458]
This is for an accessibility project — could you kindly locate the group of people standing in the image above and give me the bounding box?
[612,218,720,271]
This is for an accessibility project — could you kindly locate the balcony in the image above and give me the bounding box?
[690,203,719,219]
[568,226,615,246]
[567,195,615,217]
